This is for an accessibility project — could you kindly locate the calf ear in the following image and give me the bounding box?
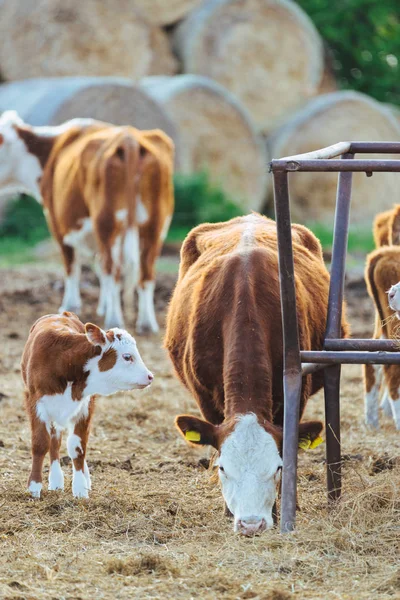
[85,323,107,347]
[175,415,219,449]
[298,420,324,450]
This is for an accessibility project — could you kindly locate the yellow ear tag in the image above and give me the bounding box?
[185,430,201,442]
[309,436,324,450]
[298,437,311,450]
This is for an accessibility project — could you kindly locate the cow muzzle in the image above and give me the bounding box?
[236,517,267,536]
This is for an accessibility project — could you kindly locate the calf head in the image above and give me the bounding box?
[176,412,323,535]
[388,283,400,318]
[0,111,43,200]
[85,323,153,395]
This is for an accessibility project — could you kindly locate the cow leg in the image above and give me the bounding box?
[48,427,64,491]
[94,255,107,317]
[363,363,382,429]
[67,401,94,498]
[137,225,164,335]
[28,418,50,498]
[383,365,400,430]
[380,387,392,417]
[98,236,124,329]
[122,226,140,321]
[59,244,82,314]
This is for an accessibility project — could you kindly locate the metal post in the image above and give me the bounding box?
[324,153,354,502]
[273,171,303,533]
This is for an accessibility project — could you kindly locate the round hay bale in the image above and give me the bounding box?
[140,75,269,212]
[132,0,206,26]
[269,91,400,225]
[173,0,324,134]
[0,78,179,144]
[0,0,178,81]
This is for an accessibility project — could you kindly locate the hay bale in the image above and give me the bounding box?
[141,75,269,212]
[0,78,179,143]
[0,0,178,81]
[173,0,324,134]
[268,91,400,225]
[132,0,205,26]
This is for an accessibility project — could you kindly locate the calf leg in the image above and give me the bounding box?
[59,244,82,314]
[122,226,140,321]
[28,419,50,498]
[97,237,124,329]
[364,363,382,429]
[137,226,163,334]
[48,428,64,491]
[380,387,392,417]
[67,400,94,498]
[383,365,400,430]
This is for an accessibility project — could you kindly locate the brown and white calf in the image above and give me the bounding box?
[21,312,153,499]
[165,214,349,535]
[0,110,174,333]
[364,205,400,430]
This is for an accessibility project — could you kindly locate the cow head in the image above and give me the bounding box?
[176,412,323,535]
[84,324,153,395]
[0,111,43,201]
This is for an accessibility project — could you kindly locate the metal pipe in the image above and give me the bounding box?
[270,159,400,172]
[325,338,400,351]
[301,362,327,376]
[301,350,400,364]
[350,141,400,153]
[273,171,303,534]
[269,141,352,164]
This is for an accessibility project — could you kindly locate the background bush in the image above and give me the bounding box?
[297,0,400,106]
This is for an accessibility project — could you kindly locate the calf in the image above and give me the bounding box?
[165,214,348,535]
[0,110,174,333]
[21,312,153,499]
[363,205,400,429]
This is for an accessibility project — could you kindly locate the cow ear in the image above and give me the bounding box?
[175,415,219,449]
[390,206,400,245]
[85,323,107,347]
[298,420,324,451]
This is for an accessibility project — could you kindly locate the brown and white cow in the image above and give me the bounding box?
[165,214,349,535]
[364,205,400,430]
[21,312,153,499]
[0,110,174,333]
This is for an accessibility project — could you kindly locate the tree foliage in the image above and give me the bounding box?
[296,0,400,105]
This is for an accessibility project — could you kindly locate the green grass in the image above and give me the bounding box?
[307,222,374,253]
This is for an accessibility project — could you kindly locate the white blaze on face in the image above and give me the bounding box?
[85,328,153,396]
[388,283,400,318]
[217,413,282,535]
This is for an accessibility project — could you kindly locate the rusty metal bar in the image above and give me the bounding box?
[350,141,400,153]
[301,350,400,364]
[273,171,303,534]
[301,362,327,376]
[272,141,352,163]
[271,159,400,173]
[323,154,353,502]
[325,338,400,351]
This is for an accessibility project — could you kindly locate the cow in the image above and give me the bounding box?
[165,214,349,535]
[0,110,174,333]
[364,205,400,430]
[21,311,153,499]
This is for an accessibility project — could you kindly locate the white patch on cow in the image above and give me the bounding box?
[123,226,140,318]
[388,283,400,318]
[0,114,43,201]
[136,195,148,225]
[28,480,42,498]
[380,387,392,417]
[84,328,153,395]
[218,413,282,534]
[387,390,400,430]
[59,260,82,313]
[160,215,172,243]
[72,468,89,499]
[37,386,91,432]
[84,460,92,490]
[237,219,256,251]
[364,364,382,429]
[116,208,128,222]
[136,281,158,334]
[67,433,83,460]
[63,217,93,250]
[48,460,64,491]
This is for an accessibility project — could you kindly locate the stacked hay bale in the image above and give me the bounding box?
[131,0,205,25]
[268,91,400,225]
[0,0,178,81]
[173,0,324,134]
[141,75,269,211]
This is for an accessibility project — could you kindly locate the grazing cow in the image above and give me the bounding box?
[364,205,400,429]
[21,312,153,499]
[0,110,174,332]
[165,214,349,535]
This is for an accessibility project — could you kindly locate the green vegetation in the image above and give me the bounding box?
[308,221,374,253]
[296,0,400,106]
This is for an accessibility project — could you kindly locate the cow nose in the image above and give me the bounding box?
[237,518,267,536]
[148,372,154,382]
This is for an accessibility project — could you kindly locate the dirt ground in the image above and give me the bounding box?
[0,256,399,600]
